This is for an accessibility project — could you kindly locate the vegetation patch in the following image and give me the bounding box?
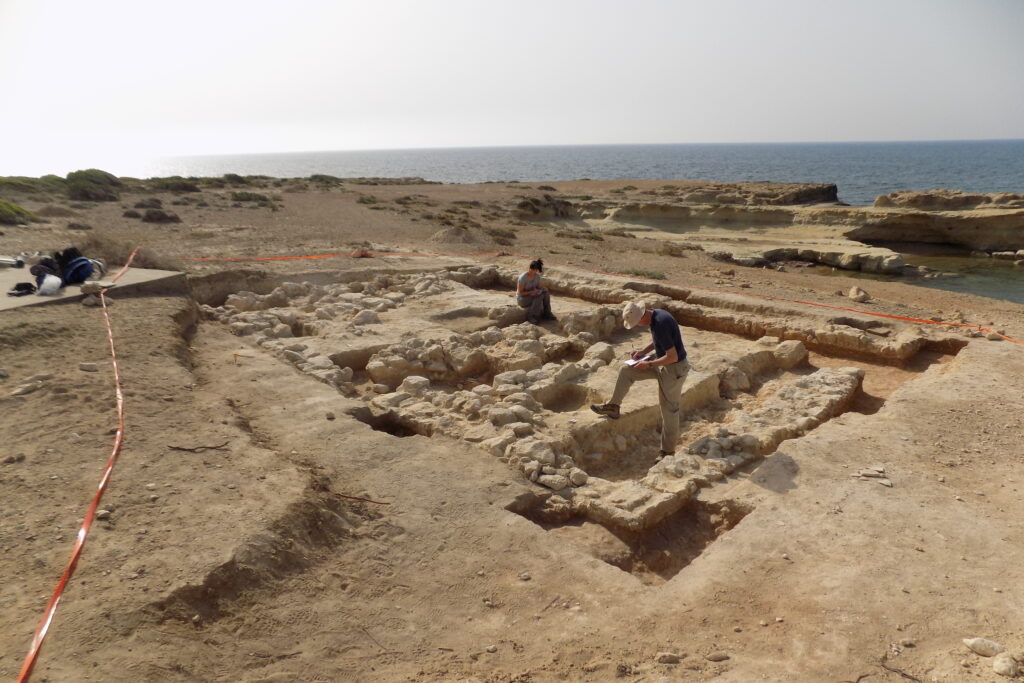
[231,191,271,203]
[620,268,667,280]
[0,199,39,225]
[141,209,182,224]
[356,195,379,205]
[150,176,201,193]
[35,204,76,218]
[66,168,121,201]
[0,175,66,195]
[483,226,516,245]
[77,233,179,270]
[555,230,603,241]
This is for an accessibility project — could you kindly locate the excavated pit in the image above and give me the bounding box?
[347,406,427,438]
[194,263,965,539]
[509,494,752,586]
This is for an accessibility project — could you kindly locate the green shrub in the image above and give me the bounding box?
[222,173,249,185]
[309,174,341,185]
[621,185,638,191]
[0,199,38,224]
[621,268,666,280]
[0,175,67,194]
[231,191,270,202]
[150,176,200,192]
[555,230,603,241]
[141,209,181,224]
[66,169,121,201]
[483,226,516,240]
[356,195,378,205]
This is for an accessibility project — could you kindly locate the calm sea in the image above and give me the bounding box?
[146,139,1024,207]
[143,140,1024,304]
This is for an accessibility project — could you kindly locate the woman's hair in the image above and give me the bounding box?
[528,258,544,272]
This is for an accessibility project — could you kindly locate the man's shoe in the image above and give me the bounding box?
[542,313,558,321]
[657,450,674,461]
[590,403,620,419]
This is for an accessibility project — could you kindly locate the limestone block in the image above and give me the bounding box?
[583,342,616,363]
[493,370,528,386]
[488,407,518,426]
[569,468,589,486]
[399,375,431,395]
[538,474,570,491]
[773,340,808,369]
[508,438,557,466]
[305,355,334,370]
[480,435,512,457]
[352,309,381,325]
[848,286,870,303]
[720,367,750,394]
[370,392,410,411]
[508,422,534,437]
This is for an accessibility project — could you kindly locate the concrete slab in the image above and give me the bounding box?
[1,266,188,312]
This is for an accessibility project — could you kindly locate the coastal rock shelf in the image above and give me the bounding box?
[200,262,965,564]
[576,190,1024,273]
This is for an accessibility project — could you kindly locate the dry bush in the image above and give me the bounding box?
[77,233,180,271]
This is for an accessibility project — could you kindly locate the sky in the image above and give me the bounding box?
[1,0,1023,176]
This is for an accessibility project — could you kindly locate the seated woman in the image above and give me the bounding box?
[516,258,556,324]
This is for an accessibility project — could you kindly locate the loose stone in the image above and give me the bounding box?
[962,637,1004,657]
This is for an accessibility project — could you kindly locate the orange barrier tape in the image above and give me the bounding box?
[177,248,1024,345]
[18,249,138,683]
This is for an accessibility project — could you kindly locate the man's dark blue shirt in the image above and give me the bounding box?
[650,309,686,362]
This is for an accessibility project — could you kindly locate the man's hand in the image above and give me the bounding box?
[635,360,650,370]
[630,349,644,361]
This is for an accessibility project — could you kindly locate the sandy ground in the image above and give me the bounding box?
[2,179,1024,682]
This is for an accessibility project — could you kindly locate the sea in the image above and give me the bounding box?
[142,139,1024,304]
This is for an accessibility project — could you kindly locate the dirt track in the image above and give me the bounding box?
[2,179,1024,681]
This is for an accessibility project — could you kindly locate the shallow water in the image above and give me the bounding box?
[814,243,1024,305]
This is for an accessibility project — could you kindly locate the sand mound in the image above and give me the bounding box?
[430,226,478,243]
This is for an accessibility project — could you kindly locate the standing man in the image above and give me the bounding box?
[591,301,689,458]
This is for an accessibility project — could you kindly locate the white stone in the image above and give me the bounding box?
[399,375,431,394]
[583,342,615,363]
[508,422,534,437]
[352,309,381,325]
[79,362,99,372]
[773,340,808,369]
[569,468,589,486]
[963,638,1005,657]
[656,652,681,664]
[993,652,1019,677]
[537,474,569,490]
[488,407,518,426]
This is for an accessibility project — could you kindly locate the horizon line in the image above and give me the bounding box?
[165,137,1024,160]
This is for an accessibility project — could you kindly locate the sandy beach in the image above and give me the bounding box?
[2,176,1024,681]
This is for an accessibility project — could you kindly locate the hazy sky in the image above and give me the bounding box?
[1,0,1022,175]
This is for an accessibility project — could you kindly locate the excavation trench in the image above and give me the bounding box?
[508,493,753,586]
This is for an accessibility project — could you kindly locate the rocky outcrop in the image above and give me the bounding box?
[514,194,578,220]
[875,190,1024,211]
